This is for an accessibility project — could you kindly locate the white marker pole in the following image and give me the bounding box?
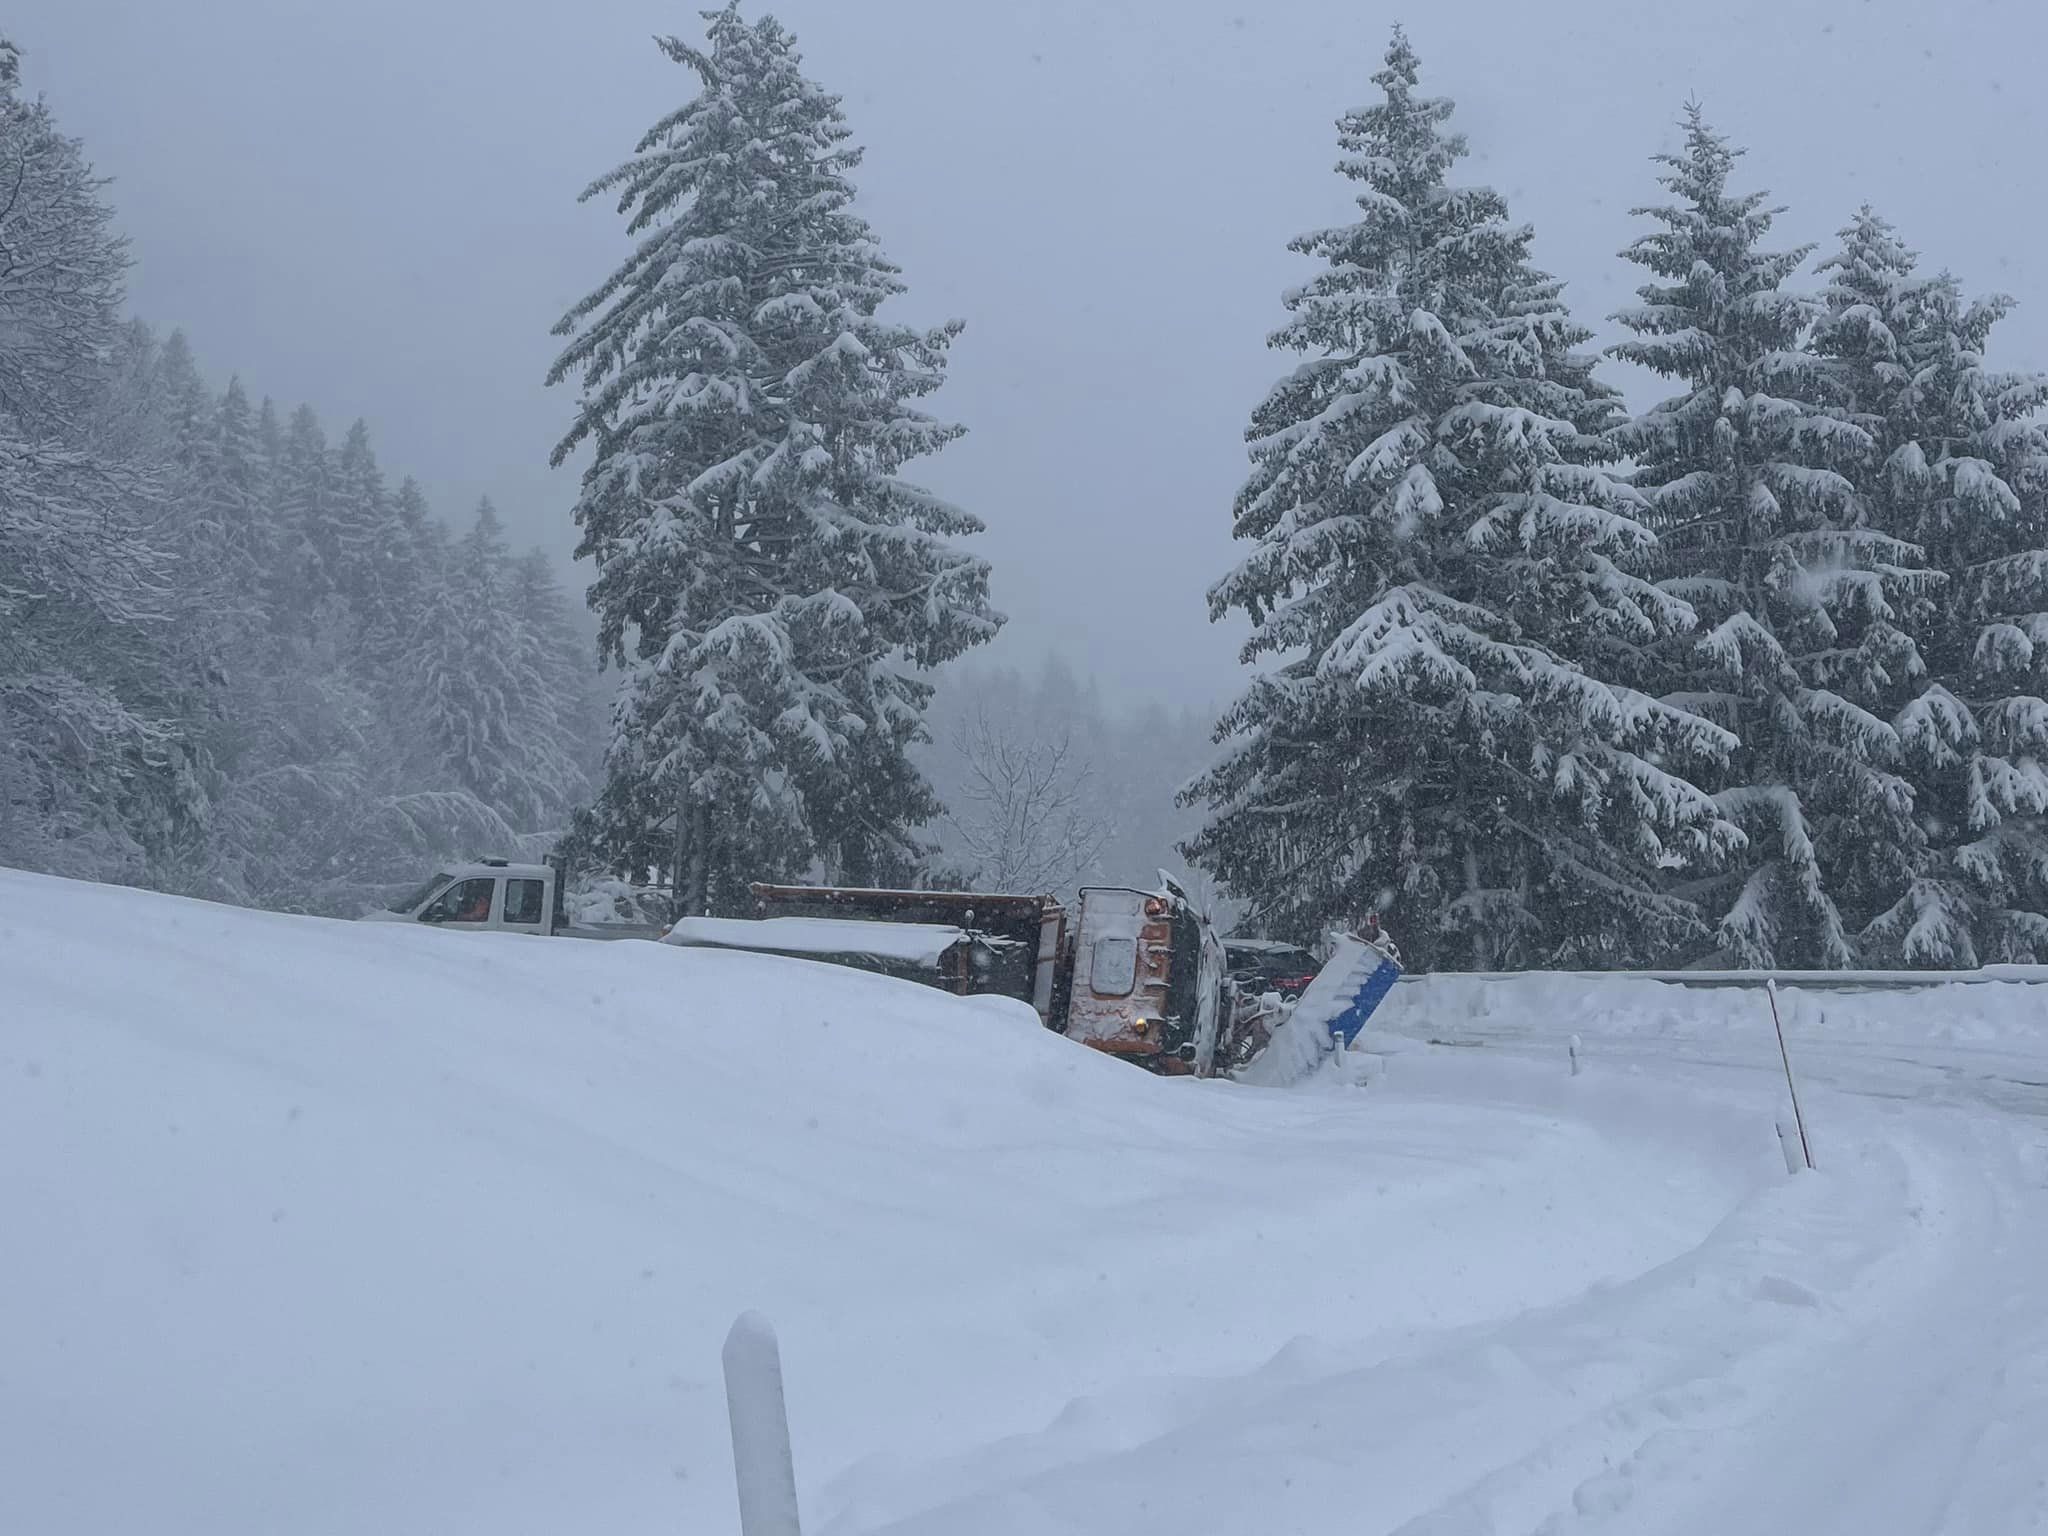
[722,1313,803,1536]
[1775,1117,1805,1175]
[1766,979,1814,1170]
[1568,1033,1582,1077]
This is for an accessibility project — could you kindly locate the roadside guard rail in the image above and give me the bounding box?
[1393,965,2048,991]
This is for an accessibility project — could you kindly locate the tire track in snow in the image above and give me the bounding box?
[1383,993,2048,1535]
[836,1044,2048,1536]
[1503,1117,2020,1536]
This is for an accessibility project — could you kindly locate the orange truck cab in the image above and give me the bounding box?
[1059,884,1227,1075]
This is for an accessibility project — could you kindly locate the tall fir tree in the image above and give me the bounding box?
[1610,108,1913,968]
[508,547,596,829]
[87,319,165,464]
[152,336,244,632]
[393,477,438,571]
[154,332,214,475]
[332,419,438,679]
[417,499,532,824]
[180,376,270,815]
[273,404,336,626]
[1185,30,1738,970]
[395,475,451,629]
[547,3,1000,911]
[254,396,284,513]
[251,395,287,606]
[144,334,237,881]
[1813,209,2048,961]
[206,378,270,627]
[332,420,391,626]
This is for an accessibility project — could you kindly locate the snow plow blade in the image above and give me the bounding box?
[1306,935,1403,1047]
[1236,935,1403,1086]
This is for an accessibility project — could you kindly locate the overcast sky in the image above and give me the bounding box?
[15,0,2048,706]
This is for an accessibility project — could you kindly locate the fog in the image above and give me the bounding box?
[16,0,2048,704]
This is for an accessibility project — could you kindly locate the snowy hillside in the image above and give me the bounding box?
[5,868,2046,1535]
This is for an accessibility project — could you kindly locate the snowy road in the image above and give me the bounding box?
[4,870,2045,1534]
[1370,978,2048,1536]
[826,982,2048,1534]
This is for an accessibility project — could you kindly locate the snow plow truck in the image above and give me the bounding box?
[367,860,1402,1078]
[668,878,1230,1075]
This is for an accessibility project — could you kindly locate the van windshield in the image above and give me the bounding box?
[386,873,454,915]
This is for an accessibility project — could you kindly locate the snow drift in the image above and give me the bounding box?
[6,867,2045,1535]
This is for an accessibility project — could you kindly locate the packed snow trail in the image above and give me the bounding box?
[838,990,2048,1536]
[3,870,2045,1534]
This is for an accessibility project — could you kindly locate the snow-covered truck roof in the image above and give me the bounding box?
[665,915,974,968]
[440,860,551,882]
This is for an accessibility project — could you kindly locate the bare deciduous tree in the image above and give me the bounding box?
[944,702,1112,895]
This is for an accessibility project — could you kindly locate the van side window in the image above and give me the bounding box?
[504,878,546,925]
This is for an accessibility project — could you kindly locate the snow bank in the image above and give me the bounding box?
[1398,968,2048,1051]
[0,868,1773,1536]
[1234,1002,1332,1086]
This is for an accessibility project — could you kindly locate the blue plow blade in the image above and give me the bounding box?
[1330,955,1402,1045]
[1305,938,1403,1047]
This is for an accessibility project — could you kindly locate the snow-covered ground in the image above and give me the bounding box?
[4,867,2045,1535]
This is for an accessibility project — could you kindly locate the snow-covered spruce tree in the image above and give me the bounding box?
[404,498,585,840]
[332,420,402,653]
[254,396,284,524]
[1803,209,1945,946]
[394,477,440,570]
[154,332,214,473]
[508,547,599,824]
[155,373,283,895]
[548,4,999,912]
[157,345,270,651]
[1610,109,1916,968]
[271,404,336,627]
[1185,31,1739,971]
[205,379,271,632]
[1813,210,2048,962]
[416,499,527,821]
[391,475,450,643]
[87,319,166,464]
[137,336,249,887]
[198,461,524,915]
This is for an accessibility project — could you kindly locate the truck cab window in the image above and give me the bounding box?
[423,877,496,924]
[1090,936,1137,996]
[504,879,546,925]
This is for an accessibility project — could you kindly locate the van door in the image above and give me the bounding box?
[501,876,549,933]
[418,875,500,931]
